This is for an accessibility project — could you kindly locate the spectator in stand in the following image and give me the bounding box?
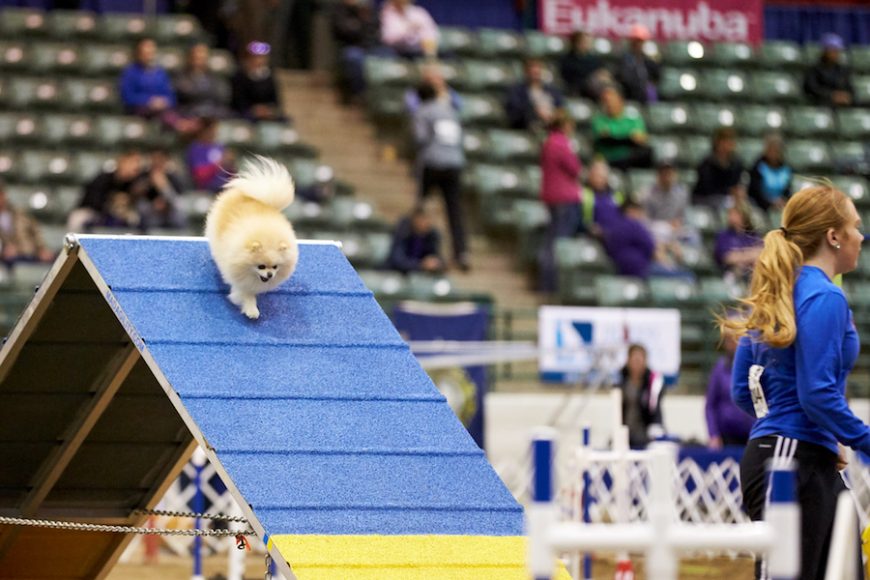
[413,81,469,271]
[559,30,612,101]
[231,41,285,122]
[705,327,755,449]
[747,132,793,211]
[582,158,624,236]
[505,58,564,131]
[603,200,656,278]
[174,42,232,120]
[387,207,445,274]
[187,118,236,193]
[617,24,660,104]
[331,0,381,102]
[0,182,53,265]
[591,86,653,170]
[714,202,762,283]
[405,62,461,114]
[693,127,745,208]
[538,110,582,293]
[68,150,145,231]
[135,148,187,230]
[616,343,665,449]
[380,0,439,59]
[120,38,190,131]
[641,160,699,267]
[805,33,854,107]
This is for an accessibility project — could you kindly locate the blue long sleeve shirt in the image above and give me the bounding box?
[732,265,870,456]
[119,63,176,109]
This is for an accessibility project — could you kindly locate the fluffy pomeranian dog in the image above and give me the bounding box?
[205,156,299,319]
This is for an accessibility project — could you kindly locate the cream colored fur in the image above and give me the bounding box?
[205,156,299,319]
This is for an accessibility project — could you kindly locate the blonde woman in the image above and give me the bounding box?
[723,184,868,579]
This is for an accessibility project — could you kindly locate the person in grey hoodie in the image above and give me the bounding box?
[413,80,469,270]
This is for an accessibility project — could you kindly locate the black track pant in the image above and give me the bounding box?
[420,166,467,260]
[741,435,864,580]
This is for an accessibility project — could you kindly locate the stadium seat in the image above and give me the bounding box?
[363,56,415,87]
[19,150,73,183]
[0,41,30,71]
[11,262,51,291]
[853,76,870,106]
[661,40,707,66]
[458,93,506,126]
[0,78,9,109]
[699,277,739,305]
[80,44,130,75]
[8,77,62,109]
[208,49,236,77]
[595,275,649,307]
[95,116,155,147]
[786,106,836,137]
[788,140,833,172]
[649,277,699,306]
[734,104,788,136]
[0,112,42,144]
[829,141,869,174]
[71,151,111,184]
[60,78,119,111]
[4,183,52,219]
[469,163,535,198]
[592,37,618,60]
[485,129,539,163]
[153,14,204,44]
[646,102,693,134]
[751,71,802,103]
[681,135,712,168]
[564,97,595,127]
[438,27,476,57]
[406,272,455,300]
[701,69,750,100]
[568,134,593,162]
[54,185,82,219]
[358,269,408,298]
[627,169,658,195]
[685,206,721,235]
[524,31,567,59]
[0,7,47,37]
[756,41,802,69]
[157,46,186,73]
[851,46,870,74]
[46,10,98,39]
[99,13,152,41]
[31,43,81,74]
[476,28,524,58]
[217,119,256,148]
[709,42,754,68]
[831,175,870,209]
[555,237,611,273]
[459,60,518,91]
[692,103,738,135]
[0,150,19,182]
[657,68,702,100]
[836,108,870,140]
[647,134,684,166]
[856,250,870,280]
[803,44,849,67]
[846,281,870,312]
[736,137,765,167]
[255,122,316,157]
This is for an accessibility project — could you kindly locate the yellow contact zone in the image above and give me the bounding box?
[270,534,572,580]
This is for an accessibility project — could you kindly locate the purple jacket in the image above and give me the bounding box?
[540,131,581,206]
[705,355,755,440]
[603,214,655,278]
[714,228,761,270]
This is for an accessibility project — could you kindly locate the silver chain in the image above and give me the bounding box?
[0,515,256,537]
[132,508,249,523]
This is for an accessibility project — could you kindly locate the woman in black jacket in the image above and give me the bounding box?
[617,343,665,448]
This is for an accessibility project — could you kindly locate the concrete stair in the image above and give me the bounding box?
[276,70,544,313]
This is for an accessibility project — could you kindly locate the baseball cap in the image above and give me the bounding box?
[821,33,844,51]
[628,24,651,41]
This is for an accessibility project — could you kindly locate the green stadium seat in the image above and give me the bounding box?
[4,183,52,220]
[460,60,518,91]
[469,163,536,198]
[525,31,567,59]
[95,116,155,147]
[8,77,62,109]
[736,137,765,167]
[0,78,9,109]
[685,206,721,235]
[31,43,81,74]
[485,129,539,163]
[701,69,750,100]
[831,175,870,209]
[627,169,658,196]
[365,87,406,121]
[829,141,868,174]
[568,134,593,162]
[564,97,595,127]
[649,277,699,306]
[786,106,836,137]
[768,208,783,228]
[803,44,849,67]
[153,14,204,44]
[438,27,476,57]
[0,150,18,182]
[699,277,739,305]
[595,275,649,307]
[53,185,82,219]
[734,104,788,136]
[462,129,489,160]
[364,56,415,87]
[287,158,334,190]
[555,237,611,273]
[254,122,315,157]
[39,225,68,251]
[787,140,833,172]
[681,135,712,168]
[0,7,47,37]
[19,150,73,183]
[358,269,408,298]
[157,46,185,74]
[835,108,870,140]
[477,28,524,58]
[856,249,870,280]
[855,76,870,106]
[11,263,51,291]
[72,151,111,184]
[751,71,802,103]
[175,190,213,221]
[0,41,30,71]
[99,13,152,41]
[851,46,870,74]
[60,78,119,112]
[46,10,98,39]
[458,93,506,126]
[208,49,236,77]
[658,68,702,100]
[406,272,455,300]
[846,281,870,312]
[592,38,618,60]
[646,102,693,134]
[709,42,754,68]
[648,134,684,166]
[217,119,256,148]
[692,103,738,135]
[756,41,802,69]
[80,44,130,75]
[0,112,42,144]
[661,40,707,66]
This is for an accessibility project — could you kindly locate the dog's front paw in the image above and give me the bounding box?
[241,301,260,319]
[228,291,242,306]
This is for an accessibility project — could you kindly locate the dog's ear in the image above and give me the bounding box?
[247,241,263,253]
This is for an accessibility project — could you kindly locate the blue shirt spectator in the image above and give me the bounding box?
[387,209,445,274]
[120,38,176,113]
[748,134,792,211]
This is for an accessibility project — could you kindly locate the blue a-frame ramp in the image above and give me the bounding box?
[0,235,570,579]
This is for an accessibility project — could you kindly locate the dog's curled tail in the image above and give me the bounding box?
[224,155,295,210]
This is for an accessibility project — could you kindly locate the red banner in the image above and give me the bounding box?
[540,0,764,44]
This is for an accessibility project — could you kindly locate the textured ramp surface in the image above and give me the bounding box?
[76,237,531,578]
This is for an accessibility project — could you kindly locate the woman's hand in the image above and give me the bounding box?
[836,444,848,471]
